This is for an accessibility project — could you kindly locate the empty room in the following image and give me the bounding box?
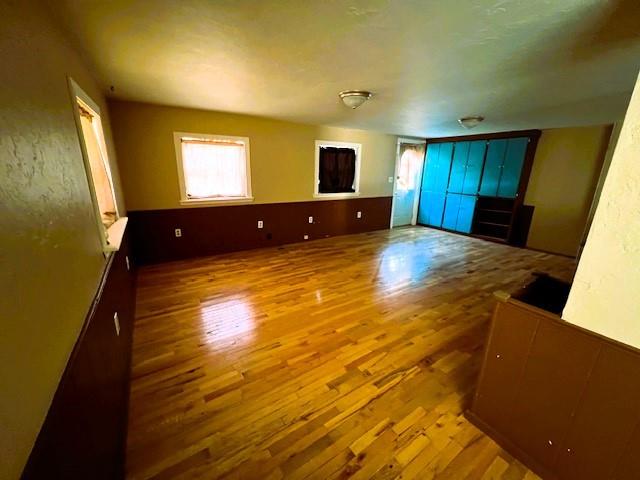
[3,1,640,479]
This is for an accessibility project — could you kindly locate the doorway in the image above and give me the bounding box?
[391,138,426,227]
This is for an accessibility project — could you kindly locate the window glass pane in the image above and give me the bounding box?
[78,107,117,228]
[397,146,422,191]
[318,146,356,193]
[182,141,247,198]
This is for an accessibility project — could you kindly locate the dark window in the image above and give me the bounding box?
[318,146,356,193]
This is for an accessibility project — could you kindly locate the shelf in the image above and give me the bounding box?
[477,208,513,214]
[473,233,508,243]
[477,221,510,228]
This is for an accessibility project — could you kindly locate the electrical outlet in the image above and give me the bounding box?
[388,176,394,183]
[125,255,130,271]
[113,312,120,336]
[175,228,182,237]
[304,234,309,240]
[357,211,362,219]
[308,216,313,224]
[257,220,264,229]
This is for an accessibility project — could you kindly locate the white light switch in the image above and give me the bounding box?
[308,216,313,224]
[388,176,394,183]
[258,220,264,229]
[175,228,182,237]
[356,211,362,219]
[113,312,120,336]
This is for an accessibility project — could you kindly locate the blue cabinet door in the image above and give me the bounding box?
[442,193,461,230]
[456,195,477,233]
[498,137,528,198]
[434,142,454,193]
[428,192,446,227]
[417,190,430,225]
[479,139,507,197]
[417,143,453,227]
[421,143,439,192]
[462,141,486,195]
[448,142,468,194]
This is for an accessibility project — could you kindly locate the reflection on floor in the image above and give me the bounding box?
[127,227,575,479]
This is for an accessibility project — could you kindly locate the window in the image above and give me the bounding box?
[396,145,424,191]
[69,78,125,252]
[314,140,361,198]
[174,132,252,205]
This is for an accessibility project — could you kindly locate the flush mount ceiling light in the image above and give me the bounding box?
[339,90,373,109]
[458,116,484,129]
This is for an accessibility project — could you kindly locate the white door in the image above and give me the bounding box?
[392,141,425,227]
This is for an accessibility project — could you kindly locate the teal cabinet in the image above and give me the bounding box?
[479,137,528,198]
[442,193,477,234]
[448,142,469,194]
[417,142,453,227]
[463,141,486,195]
[457,195,477,233]
[479,139,507,196]
[498,137,528,198]
[449,141,486,195]
[442,193,461,230]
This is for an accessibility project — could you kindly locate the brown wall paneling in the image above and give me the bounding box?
[22,233,136,479]
[472,301,539,433]
[129,196,392,264]
[505,321,601,470]
[555,344,640,479]
[470,296,640,480]
[613,421,640,479]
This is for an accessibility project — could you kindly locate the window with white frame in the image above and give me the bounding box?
[69,78,125,252]
[314,140,361,197]
[174,132,252,204]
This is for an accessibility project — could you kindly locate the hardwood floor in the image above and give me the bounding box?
[126,227,575,480]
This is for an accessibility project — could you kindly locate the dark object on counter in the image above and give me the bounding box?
[511,272,571,315]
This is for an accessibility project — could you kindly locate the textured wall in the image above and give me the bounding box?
[563,72,640,348]
[524,125,613,256]
[0,1,125,478]
[108,100,397,211]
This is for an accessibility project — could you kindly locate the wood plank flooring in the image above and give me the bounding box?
[127,227,575,480]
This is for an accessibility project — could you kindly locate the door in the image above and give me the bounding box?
[456,194,477,233]
[479,137,528,198]
[442,193,462,230]
[462,141,486,194]
[417,142,453,227]
[392,142,425,226]
[479,139,507,196]
[498,137,528,198]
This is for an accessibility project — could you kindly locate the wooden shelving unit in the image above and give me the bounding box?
[471,196,515,242]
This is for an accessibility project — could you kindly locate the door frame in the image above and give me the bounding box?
[390,137,427,228]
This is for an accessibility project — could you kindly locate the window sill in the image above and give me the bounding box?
[179,196,255,207]
[105,217,128,252]
[313,192,360,200]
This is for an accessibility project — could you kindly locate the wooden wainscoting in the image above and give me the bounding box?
[468,294,640,480]
[128,196,392,264]
[22,233,137,480]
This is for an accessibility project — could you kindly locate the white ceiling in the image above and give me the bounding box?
[49,0,640,137]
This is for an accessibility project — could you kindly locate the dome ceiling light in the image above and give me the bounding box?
[458,115,485,129]
[339,90,373,109]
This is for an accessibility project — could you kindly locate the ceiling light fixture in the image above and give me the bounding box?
[458,116,484,129]
[339,90,372,109]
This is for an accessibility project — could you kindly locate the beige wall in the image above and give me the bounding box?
[563,72,640,348]
[0,1,125,478]
[108,100,397,211]
[524,125,612,256]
